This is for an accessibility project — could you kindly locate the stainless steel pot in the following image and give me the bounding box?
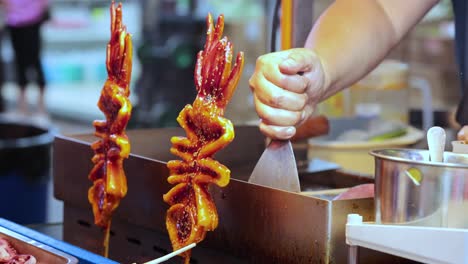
[371,149,468,228]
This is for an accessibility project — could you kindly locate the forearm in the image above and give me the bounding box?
[306,0,438,100]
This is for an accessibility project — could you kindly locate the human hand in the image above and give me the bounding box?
[249,48,328,140]
[457,125,468,142]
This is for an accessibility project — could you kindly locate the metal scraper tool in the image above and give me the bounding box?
[248,139,301,192]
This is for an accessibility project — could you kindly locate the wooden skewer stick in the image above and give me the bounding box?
[140,243,197,264]
[103,222,111,258]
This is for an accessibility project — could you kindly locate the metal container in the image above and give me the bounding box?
[0,217,118,264]
[0,226,78,263]
[371,149,468,228]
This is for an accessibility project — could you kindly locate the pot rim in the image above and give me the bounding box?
[0,118,57,149]
[370,148,468,169]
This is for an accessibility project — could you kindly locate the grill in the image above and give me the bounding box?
[53,126,406,263]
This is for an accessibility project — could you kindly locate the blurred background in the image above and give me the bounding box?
[0,0,462,228]
[1,0,268,127]
[0,0,460,130]
[0,0,270,228]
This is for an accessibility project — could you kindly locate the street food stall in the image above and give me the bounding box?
[0,0,467,264]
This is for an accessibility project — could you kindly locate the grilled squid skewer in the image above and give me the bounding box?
[163,13,244,264]
[87,1,132,257]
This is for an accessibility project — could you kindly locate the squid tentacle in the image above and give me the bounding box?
[88,1,132,231]
[164,13,244,263]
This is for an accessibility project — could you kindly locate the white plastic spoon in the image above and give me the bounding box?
[427,126,450,227]
[427,126,446,162]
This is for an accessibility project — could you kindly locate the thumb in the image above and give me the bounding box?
[279,48,315,75]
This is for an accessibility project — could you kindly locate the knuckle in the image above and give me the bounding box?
[289,52,300,62]
[259,125,271,137]
[278,127,295,140]
[254,101,266,117]
[299,94,308,108]
[256,55,267,66]
[293,111,303,124]
[261,112,274,124]
[302,77,310,90]
[257,108,274,124]
[269,93,285,108]
[278,75,289,89]
[260,124,278,139]
[248,76,256,90]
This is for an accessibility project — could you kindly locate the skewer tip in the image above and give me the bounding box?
[142,243,197,264]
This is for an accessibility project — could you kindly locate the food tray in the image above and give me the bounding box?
[0,225,77,264]
[0,217,118,264]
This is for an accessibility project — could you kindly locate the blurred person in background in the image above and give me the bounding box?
[1,0,49,116]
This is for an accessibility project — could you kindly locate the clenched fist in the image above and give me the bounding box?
[249,48,328,140]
